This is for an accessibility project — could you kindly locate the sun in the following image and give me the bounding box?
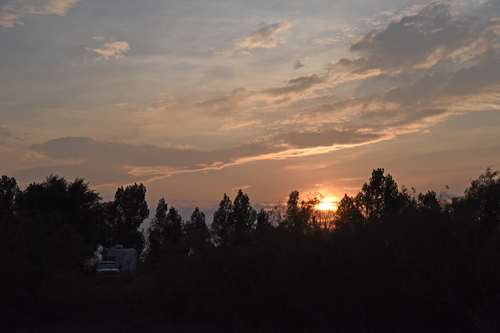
[316,196,337,211]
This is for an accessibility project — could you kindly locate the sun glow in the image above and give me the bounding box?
[316,196,337,211]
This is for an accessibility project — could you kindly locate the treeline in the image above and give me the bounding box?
[1,168,500,332]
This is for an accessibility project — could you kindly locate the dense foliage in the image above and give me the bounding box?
[1,168,500,332]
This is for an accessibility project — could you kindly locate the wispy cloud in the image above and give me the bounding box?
[25,0,82,16]
[149,96,177,110]
[0,11,23,27]
[195,73,329,116]
[236,22,292,50]
[312,37,342,45]
[219,119,261,131]
[215,22,292,57]
[0,0,81,27]
[88,38,131,60]
[0,125,29,145]
[231,185,252,190]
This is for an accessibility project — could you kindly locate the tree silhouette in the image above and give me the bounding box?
[146,198,185,261]
[283,190,318,232]
[211,190,257,246]
[105,183,148,255]
[3,168,500,332]
[183,207,209,254]
[284,190,301,229]
[211,193,234,246]
[256,208,270,229]
[146,198,169,260]
[355,168,401,222]
[0,175,20,223]
[165,205,183,243]
[416,190,441,214]
[452,167,500,229]
[335,194,364,228]
[16,175,104,255]
[233,189,257,233]
[184,207,207,236]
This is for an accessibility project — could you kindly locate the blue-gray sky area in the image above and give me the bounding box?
[1,0,500,219]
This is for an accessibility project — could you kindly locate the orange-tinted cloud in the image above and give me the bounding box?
[25,127,383,185]
[216,22,292,57]
[236,22,292,50]
[90,39,131,60]
[0,0,81,27]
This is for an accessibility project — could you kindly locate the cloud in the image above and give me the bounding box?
[219,119,261,131]
[236,22,292,50]
[331,3,499,75]
[293,59,304,70]
[382,53,500,108]
[149,96,177,110]
[266,2,500,134]
[0,11,23,27]
[215,22,292,57]
[289,50,500,139]
[90,39,131,60]
[213,49,236,58]
[273,129,382,149]
[114,103,140,109]
[231,185,252,191]
[312,37,342,45]
[26,0,82,16]
[262,74,327,97]
[0,0,81,27]
[195,87,250,116]
[25,128,382,185]
[198,1,500,156]
[0,126,29,145]
[195,73,329,116]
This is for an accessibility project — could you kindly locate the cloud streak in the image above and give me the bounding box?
[236,22,292,50]
[216,22,292,57]
[195,73,330,116]
[25,126,384,185]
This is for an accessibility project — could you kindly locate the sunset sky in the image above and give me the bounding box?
[1,0,500,220]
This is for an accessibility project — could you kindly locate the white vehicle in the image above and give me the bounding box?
[93,261,120,280]
[102,245,137,276]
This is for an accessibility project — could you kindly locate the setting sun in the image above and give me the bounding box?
[316,197,338,211]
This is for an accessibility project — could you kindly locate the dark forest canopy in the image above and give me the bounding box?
[1,168,500,332]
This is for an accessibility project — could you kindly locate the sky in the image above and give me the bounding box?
[1,0,500,221]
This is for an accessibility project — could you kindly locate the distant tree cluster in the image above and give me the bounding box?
[1,168,500,331]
